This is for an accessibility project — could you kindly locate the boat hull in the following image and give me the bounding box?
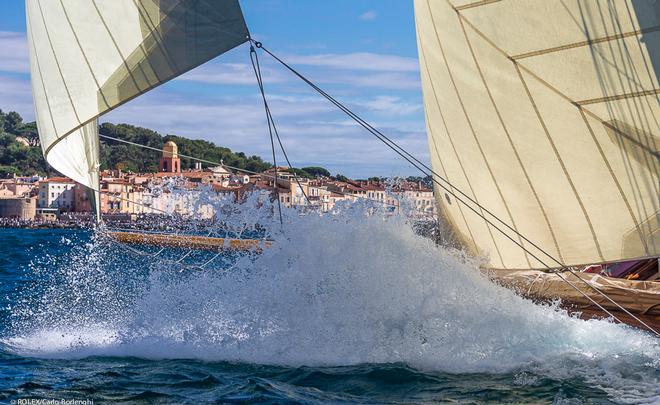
[488,269,660,331]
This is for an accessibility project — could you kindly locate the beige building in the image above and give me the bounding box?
[0,179,37,198]
[0,196,36,219]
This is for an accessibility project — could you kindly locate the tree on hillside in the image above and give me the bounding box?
[335,173,349,182]
[289,168,313,179]
[97,122,271,173]
[18,122,40,146]
[4,111,23,134]
[301,166,330,178]
[0,107,276,177]
[0,133,15,148]
[0,165,19,178]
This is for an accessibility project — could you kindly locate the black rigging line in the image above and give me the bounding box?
[249,40,660,336]
[249,43,283,225]
[249,44,311,207]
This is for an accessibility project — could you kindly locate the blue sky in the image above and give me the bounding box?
[0,1,428,178]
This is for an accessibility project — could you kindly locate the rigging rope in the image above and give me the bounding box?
[249,42,312,208]
[249,39,660,337]
[249,44,283,226]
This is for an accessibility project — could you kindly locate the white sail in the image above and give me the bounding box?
[415,0,659,270]
[26,0,249,218]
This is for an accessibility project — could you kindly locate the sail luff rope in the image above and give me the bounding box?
[249,43,312,207]
[250,41,660,336]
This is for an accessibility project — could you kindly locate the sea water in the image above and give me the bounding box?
[0,193,658,404]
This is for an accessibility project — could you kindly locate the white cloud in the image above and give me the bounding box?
[359,10,377,21]
[179,51,421,90]
[0,32,29,74]
[356,96,423,116]
[322,72,421,91]
[0,75,34,119]
[178,62,288,85]
[285,52,419,72]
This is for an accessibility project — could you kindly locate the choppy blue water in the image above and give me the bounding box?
[0,200,659,404]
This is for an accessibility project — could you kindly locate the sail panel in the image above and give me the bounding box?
[415,0,659,269]
[26,0,248,199]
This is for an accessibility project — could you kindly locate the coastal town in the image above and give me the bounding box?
[0,140,436,226]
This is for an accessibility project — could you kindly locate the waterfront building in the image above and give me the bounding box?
[0,196,36,219]
[0,178,37,198]
[37,177,76,212]
[73,183,93,213]
[100,180,131,213]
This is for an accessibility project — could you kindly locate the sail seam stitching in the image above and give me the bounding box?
[428,0,525,268]
[457,14,565,264]
[419,7,506,268]
[419,40,497,259]
[576,88,660,105]
[455,0,501,11]
[425,109,480,253]
[132,0,181,75]
[58,0,111,110]
[26,2,59,144]
[583,0,659,213]
[454,13,533,268]
[513,63,605,261]
[418,32,481,254]
[457,11,660,159]
[42,17,248,158]
[577,108,649,255]
[35,1,83,128]
[511,26,660,60]
[90,0,146,96]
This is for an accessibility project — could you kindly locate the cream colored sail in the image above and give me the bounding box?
[26,0,249,218]
[415,0,659,270]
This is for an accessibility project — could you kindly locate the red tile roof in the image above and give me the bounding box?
[41,177,74,183]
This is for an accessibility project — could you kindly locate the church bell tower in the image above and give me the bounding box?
[160,141,181,173]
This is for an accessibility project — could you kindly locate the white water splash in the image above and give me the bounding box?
[3,192,659,403]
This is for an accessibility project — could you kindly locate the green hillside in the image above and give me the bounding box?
[0,108,275,177]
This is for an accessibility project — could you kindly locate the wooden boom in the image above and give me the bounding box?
[109,231,272,252]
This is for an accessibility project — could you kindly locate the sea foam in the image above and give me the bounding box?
[3,191,659,402]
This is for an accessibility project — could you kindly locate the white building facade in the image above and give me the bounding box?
[38,178,76,212]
